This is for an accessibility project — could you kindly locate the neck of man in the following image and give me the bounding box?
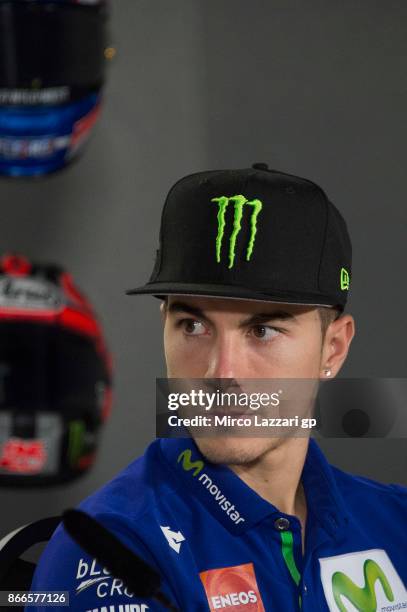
[227,437,309,546]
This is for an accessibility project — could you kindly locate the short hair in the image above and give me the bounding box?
[318,306,341,337]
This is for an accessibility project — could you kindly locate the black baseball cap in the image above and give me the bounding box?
[127,164,352,310]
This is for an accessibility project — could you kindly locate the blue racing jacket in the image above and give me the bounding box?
[28,437,407,611]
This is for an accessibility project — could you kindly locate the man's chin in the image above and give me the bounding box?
[193,435,283,466]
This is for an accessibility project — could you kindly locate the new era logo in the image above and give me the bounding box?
[340,267,350,291]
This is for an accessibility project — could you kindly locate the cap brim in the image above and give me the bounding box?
[126,281,340,308]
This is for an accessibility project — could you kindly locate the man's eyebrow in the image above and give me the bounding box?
[239,311,298,327]
[166,301,298,325]
[166,301,209,320]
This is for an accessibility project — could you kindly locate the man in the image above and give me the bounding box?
[29,164,406,611]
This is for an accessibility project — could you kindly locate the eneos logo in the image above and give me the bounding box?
[200,562,265,611]
[319,549,407,611]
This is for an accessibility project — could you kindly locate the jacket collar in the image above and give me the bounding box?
[159,437,349,538]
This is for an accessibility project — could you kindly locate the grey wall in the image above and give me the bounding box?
[1,0,406,536]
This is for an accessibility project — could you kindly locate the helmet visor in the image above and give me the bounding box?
[0,1,109,103]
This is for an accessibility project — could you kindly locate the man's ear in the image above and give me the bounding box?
[320,314,355,378]
[160,300,167,325]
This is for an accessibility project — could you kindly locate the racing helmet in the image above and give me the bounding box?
[0,253,113,485]
[0,0,112,177]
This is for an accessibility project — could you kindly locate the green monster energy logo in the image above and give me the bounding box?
[332,559,394,612]
[340,267,350,291]
[68,420,85,467]
[211,195,263,269]
[177,449,204,476]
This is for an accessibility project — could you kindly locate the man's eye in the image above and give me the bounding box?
[179,319,207,336]
[251,325,280,341]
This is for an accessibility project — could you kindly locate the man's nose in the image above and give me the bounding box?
[204,335,242,379]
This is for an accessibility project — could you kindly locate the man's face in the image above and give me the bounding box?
[161,295,353,465]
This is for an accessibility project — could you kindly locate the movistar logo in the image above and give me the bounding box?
[177,449,204,476]
[211,195,263,268]
[177,449,245,525]
[340,267,350,291]
[332,559,394,612]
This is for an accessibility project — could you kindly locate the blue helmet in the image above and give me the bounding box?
[0,0,111,177]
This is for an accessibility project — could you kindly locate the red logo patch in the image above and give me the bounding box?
[0,439,47,474]
[200,562,265,611]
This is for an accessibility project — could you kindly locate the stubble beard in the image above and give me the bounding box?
[193,435,285,467]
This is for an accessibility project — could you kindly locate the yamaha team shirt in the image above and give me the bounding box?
[29,437,407,611]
